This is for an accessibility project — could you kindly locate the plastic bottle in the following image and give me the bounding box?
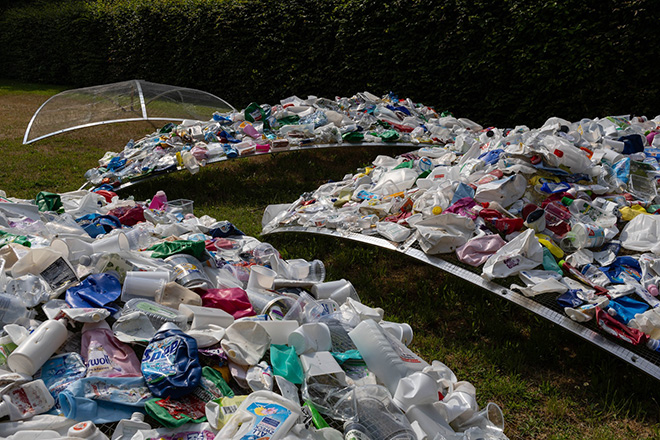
[67,420,109,440]
[8,319,68,376]
[562,197,617,228]
[216,390,302,440]
[148,190,168,210]
[111,412,151,440]
[559,223,605,252]
[344,421,373,440]
[348,319,428,395]
[141,322,202,398]
[0,293,31,325]
[0,379,55,420]
[81,320,142,377]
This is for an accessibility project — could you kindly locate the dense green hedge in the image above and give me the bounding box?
[1,0,658,127]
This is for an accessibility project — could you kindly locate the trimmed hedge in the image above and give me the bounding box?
[1,0,658,127]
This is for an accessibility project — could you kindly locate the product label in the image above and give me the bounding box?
[173,263,201,278]
[156,395,206,420]
[83,380,151,404]
[345,429,372,440]
[142,336,181,384]
[39,257,78,291]
[245,402,292,439]
[86,341,120,376]
[135,301,179,319]
[8,387,35,416]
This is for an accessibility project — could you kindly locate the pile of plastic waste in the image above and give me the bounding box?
[1,189,507,440]
[84,92,455,188]
[263,113,660,351]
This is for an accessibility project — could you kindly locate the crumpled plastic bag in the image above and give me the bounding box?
[414,213,475,254]
[474,174,527,208]
[482,229,543,280]
[620,214,660,253]
[510,269,568,297]
[456,234,506,266]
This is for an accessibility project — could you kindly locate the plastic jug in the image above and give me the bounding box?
[216,390,302,440]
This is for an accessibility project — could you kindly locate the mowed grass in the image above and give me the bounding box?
[2,79,660,439]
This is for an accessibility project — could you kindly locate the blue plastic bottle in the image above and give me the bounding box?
[141,322,202,398]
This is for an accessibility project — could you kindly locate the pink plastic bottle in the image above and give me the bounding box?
[81,320,142,377]
[148,190,168,211]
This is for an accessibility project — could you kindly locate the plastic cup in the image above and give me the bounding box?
[121,271,169,302]
[311,279,357,303]
[247,265,277,291]
[288,322,332,355]
[91,232,129,254]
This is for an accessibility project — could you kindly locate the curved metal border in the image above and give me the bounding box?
[263,225,660,380]
[81,142,422,191]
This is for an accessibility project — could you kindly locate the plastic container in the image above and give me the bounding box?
[120,271,170,302]
[0,379,55,420]
[559,223,606,252]
[0,293,31,325]
[348,319,428,395]
[121,298,188,329]
[8,319,68,376]
[81,320,141,378]
[164,254,212,290]
[111,412,151,440]
[216,390,303,440]
[141,322,202,398]
[67,420,109,440]
[167,199,194,216]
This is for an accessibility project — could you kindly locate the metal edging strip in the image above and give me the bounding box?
[263,225,660,380]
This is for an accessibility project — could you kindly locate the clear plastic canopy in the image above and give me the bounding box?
[23,80,235,144]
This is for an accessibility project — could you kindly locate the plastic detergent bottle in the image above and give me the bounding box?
[111,412,151,440]
[141,322,202,398]
[81,320,141,377]
[0,379,55,420]
[216,390,302,440]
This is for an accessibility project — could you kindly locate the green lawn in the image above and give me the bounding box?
[2,80,660,439]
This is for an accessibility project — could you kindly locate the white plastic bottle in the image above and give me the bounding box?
[68,420,109,440]
[348,319,428,395]
[111,412,151,440]
[8,319,69,376]
[0,379,55,420]
[216,390,302,440]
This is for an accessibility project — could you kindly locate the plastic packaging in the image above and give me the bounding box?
[8,319,68,376]
[81,320,141,377]
[216,390,303,440]
[67,421,109,440]
[164,253,212,289]
[111,412,151,440]
[121,298,188,329]
[0,379,54,420]
[38,352,87,405]
[141,322,202,398]
[349,319,428,394]
[0,293,31,325]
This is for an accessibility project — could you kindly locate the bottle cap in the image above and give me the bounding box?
[553,149,564,158]
[561,196,574,206]
[432,206,443,215]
